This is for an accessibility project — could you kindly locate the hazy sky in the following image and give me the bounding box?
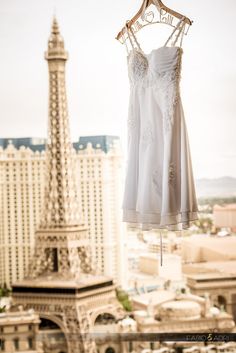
[0,0,236,179]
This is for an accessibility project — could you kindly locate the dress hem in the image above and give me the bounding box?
[122,209,198,231]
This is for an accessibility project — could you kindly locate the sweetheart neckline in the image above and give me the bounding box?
[127,46,182,59]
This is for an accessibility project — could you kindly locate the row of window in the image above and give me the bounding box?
[3,162,42,166]
[0,337,34,351]
[0,325,32,334]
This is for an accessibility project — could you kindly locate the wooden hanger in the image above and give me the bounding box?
[116,0,192,42]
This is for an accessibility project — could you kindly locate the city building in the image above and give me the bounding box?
[0,308,41,353]
[131,290,235,351]
[183,260,236,322]
[147,233,176,255]
[125,229,184,291]
[0,143,45,287]
[126,230,149,273]
[139,254,182,281]
[12,18,124,353]
[213,204,236,232]
[0,134,125,287]
[181,234,236,263]
[180,234,236,323]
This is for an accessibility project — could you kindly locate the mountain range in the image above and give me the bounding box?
[195,177,236,198]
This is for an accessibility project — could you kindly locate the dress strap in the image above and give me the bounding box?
[164,16,186,47]
[172,20,186,47]
[122,31,130,55]
[125,22,135,51]
[123,22,143,53]
[129,25,142,51]
[124,21,143,53]
[179,24,185,47]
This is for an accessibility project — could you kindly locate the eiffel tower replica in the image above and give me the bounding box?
[12,18,123,353]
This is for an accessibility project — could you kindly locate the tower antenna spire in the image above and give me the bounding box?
[53,5,57,19]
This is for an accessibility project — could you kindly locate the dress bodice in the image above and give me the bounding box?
[127,46,182,87]
[124,15,185,88]
[127,45,183,134]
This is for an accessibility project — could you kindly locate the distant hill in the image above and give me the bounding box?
[196,177,236,198]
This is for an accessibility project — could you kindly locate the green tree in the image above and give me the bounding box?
[0,305,6,313]
[116,288,133,312]
[194,216,213,234]
[0,283,11,297]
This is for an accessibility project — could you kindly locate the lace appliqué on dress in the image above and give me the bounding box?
[127,96,137,139]
[168,162,175,186]
[142,120,153,144]
[159,50,182,134]
[161,72,178,133]
[128,49,148,84]
[152,169,162,195]
[127,114,136,130]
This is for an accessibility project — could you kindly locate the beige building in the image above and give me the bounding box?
[131,290,235,352]
[181,234,236,323]
[147,232,181,255]
[0,143,45,287]
[148,238,173,255]
[183,260,236,322]
[181,234,236,263]
[132,290,235,332]
[0,135,125,287]
[0,308,41,353]
[213,204,236,232]
[139,254,182,281]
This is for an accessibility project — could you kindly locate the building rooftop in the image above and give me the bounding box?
[182,234,236,261]
[132,290,175,307]
[0,137,46,151]
[183,260,236,280]
[0,308,40,325]
[12,273,115,296]
[74,135,120,153]
[214,204,236,211]
[0,135,120,154]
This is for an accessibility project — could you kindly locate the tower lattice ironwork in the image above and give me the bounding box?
[12,18,122,353]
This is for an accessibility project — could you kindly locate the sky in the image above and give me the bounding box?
[0,0,236,179]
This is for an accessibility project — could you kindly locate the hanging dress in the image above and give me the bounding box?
[122,18,198,232]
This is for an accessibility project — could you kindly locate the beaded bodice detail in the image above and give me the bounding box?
[127,46,182,87]
[125,16,186,136]
[127,46,183,133]
[127,48,149,82]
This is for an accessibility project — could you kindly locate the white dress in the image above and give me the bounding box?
[122,18,198,232]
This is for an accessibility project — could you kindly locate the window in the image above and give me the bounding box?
[128,342,133,352]
[105,348,115,353]
[14,338,19,350]
[28,337,34,349]
[51,248,58,271]
[0,339,5,351]
[150,342,154,349]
